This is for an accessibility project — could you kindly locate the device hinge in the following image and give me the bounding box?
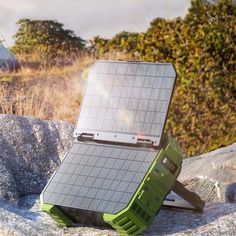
[80,133,94,140]
[137,139,153,146]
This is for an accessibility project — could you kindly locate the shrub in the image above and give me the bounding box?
[91,0,236,156]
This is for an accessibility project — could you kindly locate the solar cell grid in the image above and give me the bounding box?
[75,60,176,146]
[42,141,158,214]
[40,60,181,234]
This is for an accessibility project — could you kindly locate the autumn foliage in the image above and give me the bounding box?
[91,0,236,156]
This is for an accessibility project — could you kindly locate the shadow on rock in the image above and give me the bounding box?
[0,199,41,221]
[226,183,236,202]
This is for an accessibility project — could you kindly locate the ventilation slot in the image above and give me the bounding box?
[118,218,129,227]
[116,217,139,234]
[131,202,151,223]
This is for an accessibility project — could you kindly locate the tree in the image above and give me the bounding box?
[90,32,140,60]
[12,19,86,64]
[91,0,236,156]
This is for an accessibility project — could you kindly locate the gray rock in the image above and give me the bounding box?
[179,151,236,203]
[0,198,117,236]
[0,197,236,236]
[193,142,236,158]
[0,114,236,235]
[144,202,236,236]
[0,114,74,205]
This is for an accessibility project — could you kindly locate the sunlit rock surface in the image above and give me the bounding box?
[0,115,235,235]
[0,114,74,205]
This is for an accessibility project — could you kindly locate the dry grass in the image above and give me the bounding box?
[0,53,96,123]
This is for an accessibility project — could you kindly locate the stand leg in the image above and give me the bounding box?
[163,180,205,213]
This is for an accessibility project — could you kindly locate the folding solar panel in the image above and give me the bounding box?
[42,142,158,214]
[40,60,205,235]
[74,60,176,146]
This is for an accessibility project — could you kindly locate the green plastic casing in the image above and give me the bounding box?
[103,135,183,235]
[40,135,183,235]
[41,203,73,227]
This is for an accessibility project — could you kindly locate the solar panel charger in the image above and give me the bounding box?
[40,60,205,235]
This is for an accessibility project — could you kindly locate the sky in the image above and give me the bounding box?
[0,0,191,46]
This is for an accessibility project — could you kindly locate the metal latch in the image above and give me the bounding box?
[137,139,153,146]
[80,133,94,139]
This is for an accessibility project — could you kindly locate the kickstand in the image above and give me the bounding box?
[163,180,205,213]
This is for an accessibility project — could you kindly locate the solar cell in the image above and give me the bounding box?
[41,141,158,214]
[74,60,176,146]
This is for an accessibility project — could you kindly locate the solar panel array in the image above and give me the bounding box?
[42,141,157,214]
[74,60,176,146]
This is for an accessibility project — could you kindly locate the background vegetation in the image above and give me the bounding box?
[0,0,235,156]
[91,0,236,156]
[12,19,86,67]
